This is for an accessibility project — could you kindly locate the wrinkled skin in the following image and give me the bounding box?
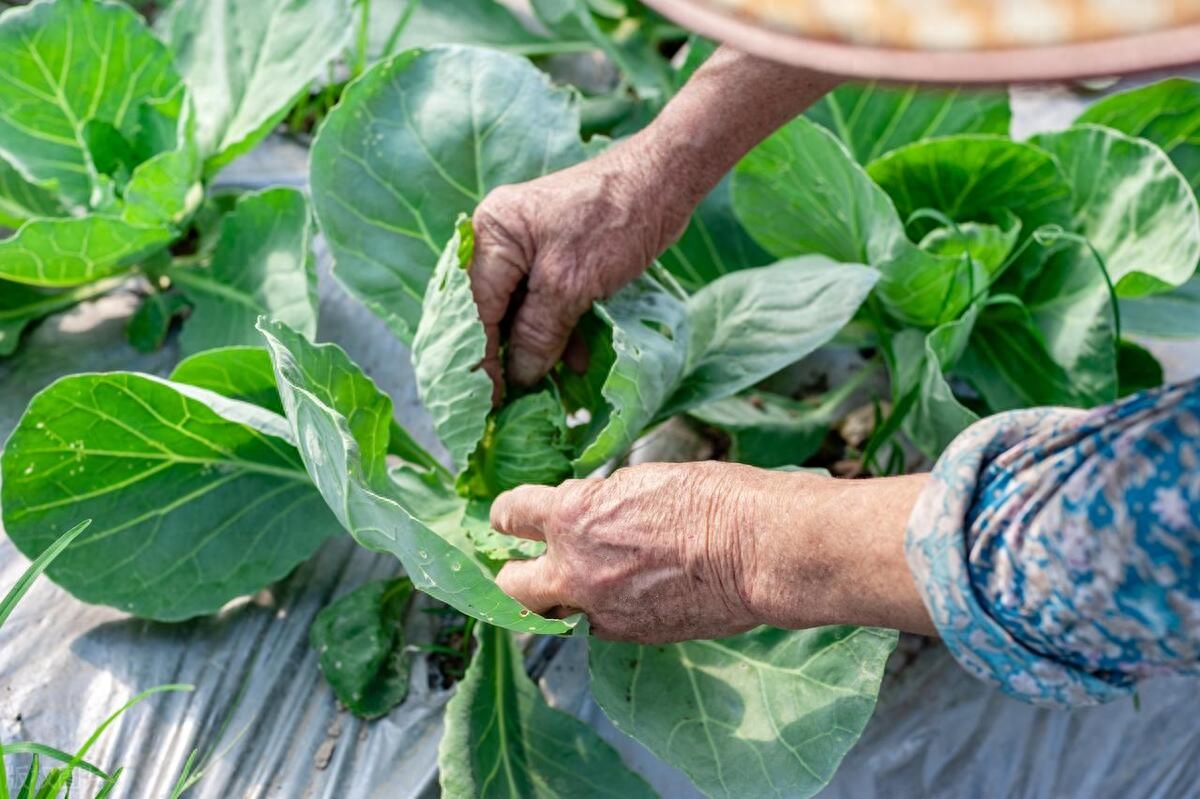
[469,140,691,396]
[492,461,935,643]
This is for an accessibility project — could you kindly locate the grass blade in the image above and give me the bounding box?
[93,767,123,799]
[0,746,110,781]
[12,755,36,799]
[0,520,91,632]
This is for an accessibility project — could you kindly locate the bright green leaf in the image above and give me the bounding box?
[311,577,414,719]
[0,373,338,621]
[0,0,185,210]
[170,346,283,415]
[311,45,584,342]
[259,319,576,635]
[0,157,63,229]
[459,389,573,500]
[159,0,352,172]
[808,83,1010,165]
[918,215,1021,278]
[439,623,655,799]
[665,257,878,416]
[590,626,896,799]
[1076,78,1200,197]
[173,187,317,355]
[412,219,492,472]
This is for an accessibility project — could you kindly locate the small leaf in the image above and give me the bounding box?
[0,157,63,230]
[439,623,656,799]
[808,83,1011,165]
[311,577,415,719]
[590,626,897,799]
[0,373,338,620]
[259,319,576,635]
[0,278,121,356]
[174,188,317,355]
[458,389,573,500]
[1116,340,1165,398]
[158,0,353,172]
[127,291,190,353]
[573,274,689,475]
[311,45,584,342]
[412,218,492,472]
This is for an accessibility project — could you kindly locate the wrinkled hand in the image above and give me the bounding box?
[492,461,775,643]
[470,142,692,396]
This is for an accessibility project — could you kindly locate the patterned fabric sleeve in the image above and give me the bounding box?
[905,379,1200,708]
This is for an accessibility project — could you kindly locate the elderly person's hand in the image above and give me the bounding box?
[469,47,840,396]
[492,461,935,643]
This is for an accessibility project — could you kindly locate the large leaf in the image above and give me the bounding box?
[311,45,584,342]
[664,256,878,416]
[1120,276,1200,339]
[173,187,317,355]
[439,624,655,799]
[866,135,1072,240]
[311,577,414,720]
[411,218,492,472]
[591,626,897,799]
[0,373,338,621]
[169,346,283,414]
[807,83,1010,165]
[0,278,120,356]
[159,0,352,172]
[1077,78,1200,197]
[259,319,576,635]
[0,0,185,210]
[660,174,772,291]
[732,117,906,265]
[1031,124,1200,297]
[572,274,689,475]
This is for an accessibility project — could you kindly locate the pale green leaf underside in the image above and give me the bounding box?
[412,219,492,472]
[666,256,878,416]
[175,187,317,355]
[590,626,897,799]
[159,0,352,171]
[259,320,575,635]
[807,82,1011,165]
[1031,124,1200,298]
[0,372,338,621]
[573,275,689,475]
[439,624,654,799]
[311,45,584,342]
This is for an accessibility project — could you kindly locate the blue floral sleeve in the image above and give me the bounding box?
[905,379,1200,708]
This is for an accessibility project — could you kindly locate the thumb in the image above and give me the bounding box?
[496,557,569,616]
[506,264,590,388]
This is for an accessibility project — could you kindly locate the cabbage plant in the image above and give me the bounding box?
[3,5,1200,797]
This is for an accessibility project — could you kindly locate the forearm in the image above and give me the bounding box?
[609,46,840,245]
[741,471,936,636]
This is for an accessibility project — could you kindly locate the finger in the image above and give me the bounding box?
[507,270,590,388]
[496,558,569,615]
[491,484,558,541]
[470,214,530,403]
